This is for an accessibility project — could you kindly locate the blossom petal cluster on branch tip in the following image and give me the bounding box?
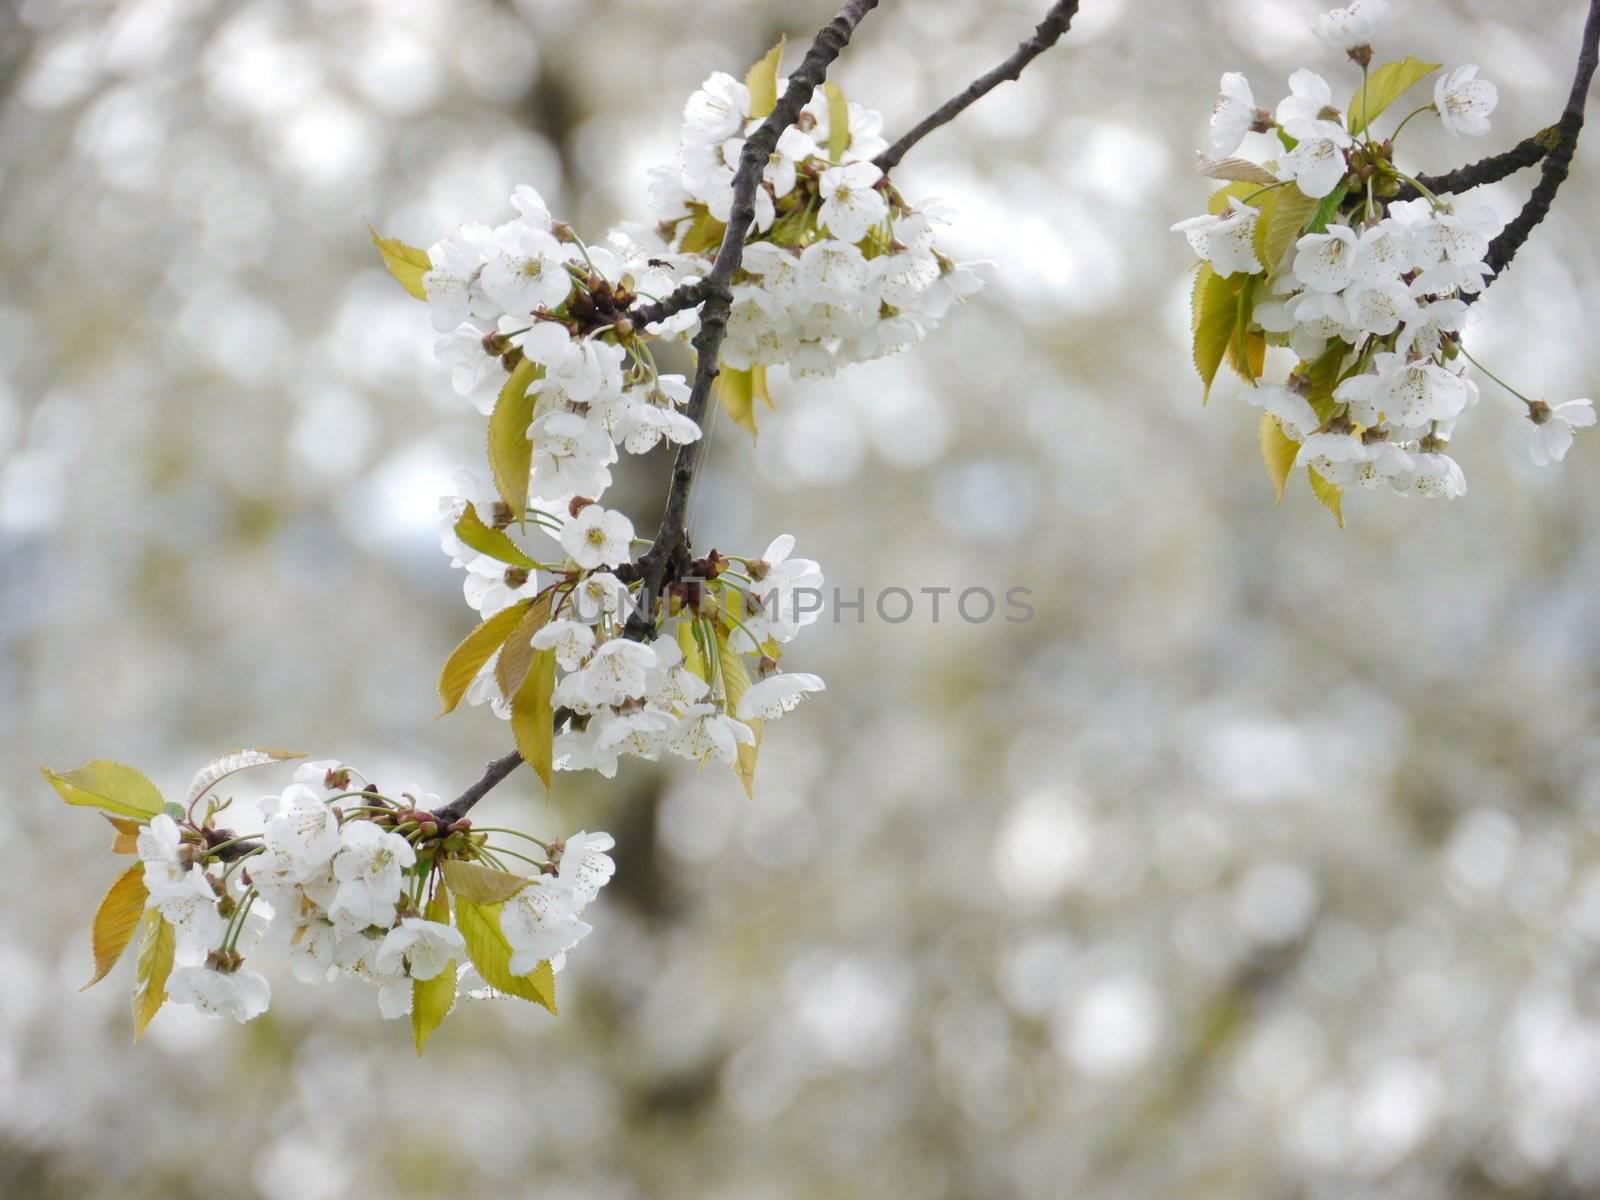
[652,70,989,378]
[97,754,619,1033]
[1172,4,1588,516]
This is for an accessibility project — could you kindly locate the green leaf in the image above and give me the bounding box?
[1308,467,1345,528]
[454,503,537,570]
[368,224,431,301]
[510,648,557,791]
[438,599,533,715]
[487,357,541,521]
[455,898,557,1014]
[440,859,532,904]
[494,593,554,702]
[412,884,458,1055]
[745,37,786,120]
[1348,57,1442,135]
[1307,180,1350,234]
[714,630,762,799]
[83,865,148,991]
[1258,412,1300,505]
[716,364,758,437]
[824,81,850,162]
[42,761,165,820]
[184,748,304,811]
[132,910,174,1040]
[1255,186,1320,278]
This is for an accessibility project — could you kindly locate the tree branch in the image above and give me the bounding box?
[1482,0,1600,277]
[1409,127,1560,196]
[873,0,1081,174]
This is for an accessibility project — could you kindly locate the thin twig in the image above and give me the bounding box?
[432,750,527,825]
[873,0,1081,174]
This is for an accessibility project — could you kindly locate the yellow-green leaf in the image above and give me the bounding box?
[132,910,174,1040]
[1309,467,1345,528]
[678,620,708,683]
[494,592,554,702]
[678,206,726,255]
[510,647,557,791]
[714,630,762,800]
[1191,265,1239,404]
[1255,186,1320,277]
[455,898,557,1014]
[1226,273,1265,385]
[105,814,143,854]
[412,884,457,1055]
[368,224,431,301]
[42,761,165,820]
[440,860,532,904]
[1299,342,1348,422]
[1258,412,1300,504]
[83,866,148,991]
[438,599,533,715]
[1349,57,1442,136]
[487,357,541,520]
[824,81,850,162]
[746,37,786,120]
[716,364,758,437]
[454,503,537,570]
[184,748,304,810]
[1207,180,1259,216]
[751,363,775,411]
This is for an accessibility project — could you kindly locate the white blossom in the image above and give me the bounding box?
[1171,199,1263,277]
[1529,399,1596,466]
[737,672,826,721]
[1312,0,1389,48]
[330,821,415,930]
[376,917,466,981]
[556,831,616,909]
[559,504,634,571]
[502,878,592,975]
[1209,72,1260,156]
[167,964,271,1023]
[818,160,888,244]
[1435,65,1497,137]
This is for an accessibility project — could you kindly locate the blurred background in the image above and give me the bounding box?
[5,0,1600,1196]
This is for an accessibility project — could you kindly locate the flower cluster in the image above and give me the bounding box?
[425,183,702,502]
[1175,0,1591,515]
[68,752,614,1041]
[649,69,987,378]
[437,480,827,783]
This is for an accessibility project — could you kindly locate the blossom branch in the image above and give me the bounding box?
[626,0,881,625]
[423,0,883,821]
[1481,0,1600,277]
[872,0,1081,174]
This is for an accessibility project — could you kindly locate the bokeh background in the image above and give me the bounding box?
[5,0,1600,1196]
